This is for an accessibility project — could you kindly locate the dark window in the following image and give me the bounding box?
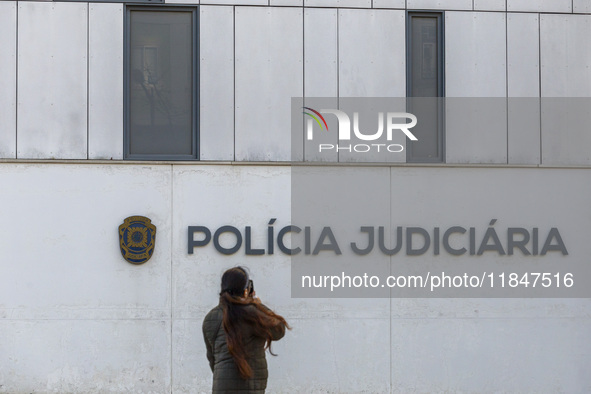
[406,12,445,163]
[125,7,198,160]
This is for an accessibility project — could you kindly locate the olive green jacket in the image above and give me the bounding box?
[202,303,286,394]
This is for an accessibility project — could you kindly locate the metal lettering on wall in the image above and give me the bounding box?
[187,219,568,257]
[119,216,157,265]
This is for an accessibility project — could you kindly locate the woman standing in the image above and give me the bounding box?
[202,266,289,394]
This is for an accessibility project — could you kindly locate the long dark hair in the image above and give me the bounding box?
[219,266,290,379]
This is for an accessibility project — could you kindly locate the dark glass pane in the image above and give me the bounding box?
[408,97,438,158]
[129,11,193,156]
[409,15,441,160]
[411,17,438,97]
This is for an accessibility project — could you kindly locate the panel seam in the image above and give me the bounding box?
[389,167,392,394]
[336,8,340,163]
[233,6,236,161]
[87,3,90,160]
[170,164,174,394]
[505,11,508,164]
[538,13,542,164]
[302,5,305,161]
[15,2,18,159]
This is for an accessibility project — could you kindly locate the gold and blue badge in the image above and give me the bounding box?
[119,216,157,265]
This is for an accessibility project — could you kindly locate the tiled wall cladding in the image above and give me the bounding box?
[1,1,591,164]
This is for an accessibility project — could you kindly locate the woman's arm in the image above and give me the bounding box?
[202,310,223,372]
[269,318,286,341]
[253,299,287,341]
[202,321,215,372]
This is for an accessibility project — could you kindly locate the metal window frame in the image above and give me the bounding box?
[124,5,199,161]
[406,11,445,164]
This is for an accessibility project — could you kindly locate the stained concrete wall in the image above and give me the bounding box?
[1,3,591,164]
[0,162,590,392]
[2,0,591,391]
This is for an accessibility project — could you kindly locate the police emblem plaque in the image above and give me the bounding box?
[119,216,157,265]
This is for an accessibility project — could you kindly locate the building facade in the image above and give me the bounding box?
[1,0,591,392]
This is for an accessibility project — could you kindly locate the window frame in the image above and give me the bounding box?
[124,5,199,161]
[406,11,445,163]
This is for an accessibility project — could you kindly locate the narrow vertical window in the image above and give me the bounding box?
[125,7,197,159]
[407,12,444,163]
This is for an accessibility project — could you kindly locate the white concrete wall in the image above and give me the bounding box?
[17,2,88,159]
[234,7,303,161]
[338,9,406,163]
[0,2,16,159]
[0,4,588,164]
[540,14,591,165]
[303,8,338,162]
[445,12,507,164]
[507,0,572,13]
[89,3,124,160]
[0,163,173,392]
[199,6,235,161]
[0,163,590,392]
[2,3,591,390]
[507,13,540,165]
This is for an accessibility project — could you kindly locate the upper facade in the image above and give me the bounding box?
[1,0,590,164]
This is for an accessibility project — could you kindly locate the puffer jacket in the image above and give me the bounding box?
[202,303,286,394]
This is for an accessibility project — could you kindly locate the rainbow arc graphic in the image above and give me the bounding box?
[302,107,329,134]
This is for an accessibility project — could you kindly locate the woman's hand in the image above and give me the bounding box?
[251,291,262,304]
